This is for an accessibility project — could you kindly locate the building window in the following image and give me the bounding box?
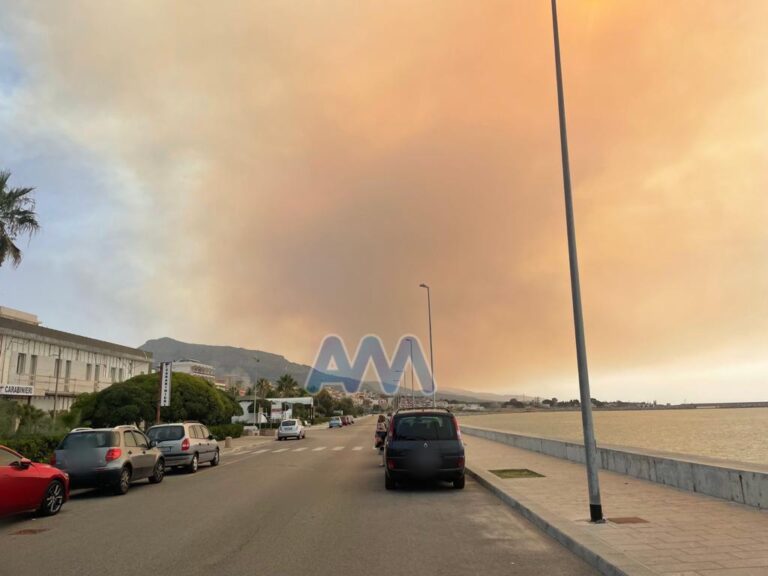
[110,367,116,382]
[65,360,72,384]
[119,368,124,382]
[30,355,37,382]
[54,358,61,380]
[86,364,92,381]
[95,364,100,383]
[16,353,26,375]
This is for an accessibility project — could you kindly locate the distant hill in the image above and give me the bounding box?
[139,337,527,403]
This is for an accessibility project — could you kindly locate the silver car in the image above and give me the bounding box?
[277,419,305,440]
[53,426,165,495]
[146,422,220,473]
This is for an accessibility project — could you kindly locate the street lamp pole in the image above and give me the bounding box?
[407,338,415,408]
[550,0,603,522]
[419,284,436,408]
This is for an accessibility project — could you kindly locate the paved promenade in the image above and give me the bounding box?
[464,434,768,576]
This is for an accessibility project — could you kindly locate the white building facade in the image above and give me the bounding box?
[168,359,216,383]
[0,308,152,411]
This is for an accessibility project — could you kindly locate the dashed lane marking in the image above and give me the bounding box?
[312,447,327,451]
[352,446,363,451]
[332,446,345,451]
[272,448,289,453]
[293,447,308,452]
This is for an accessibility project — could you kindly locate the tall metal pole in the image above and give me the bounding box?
[52,346,61,425]
[551,0,603,522]
[408,338,415,408]
[419,284,436,407]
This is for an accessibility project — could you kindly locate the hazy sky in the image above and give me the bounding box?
[1,1,766,403]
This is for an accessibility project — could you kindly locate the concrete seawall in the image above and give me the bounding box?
[462,425,768,509]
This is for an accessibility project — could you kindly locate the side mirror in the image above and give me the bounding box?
[207,434,215,441]
[12,458,32,470]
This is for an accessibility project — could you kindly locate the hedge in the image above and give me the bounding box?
[208,423,244,441]
[0,434,65,463]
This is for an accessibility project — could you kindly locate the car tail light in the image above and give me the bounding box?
[181,438,190,451]
[452,415,462,442]
[388,417,395,438]
[105,448,122,463]
[387,459,396,470]
[457,456,465,468]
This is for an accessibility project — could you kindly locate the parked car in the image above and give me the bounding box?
[147,422,219,473]
[384,409,465,490]
[0,445,69,517]
[348,416,355,424]
[328,416,343,429]
[341,415,350,426]
[277,419,305,440]
[52,426,165,495]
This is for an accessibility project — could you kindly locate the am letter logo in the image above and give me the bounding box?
[305,335,435,395]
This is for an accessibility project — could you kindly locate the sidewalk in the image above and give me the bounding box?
[220,435,275,454]
[464,434,768,576]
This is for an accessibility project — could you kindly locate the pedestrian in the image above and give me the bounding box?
[375,414,388,466]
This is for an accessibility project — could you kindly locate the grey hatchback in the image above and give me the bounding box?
[53,426,165,495]
[146,422,220,473]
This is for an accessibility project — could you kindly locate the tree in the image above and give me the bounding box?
[73,372,243,428]
[315,389,334,416]
[0,171,40,267]
[275,374,299,397]
[254,378,272,399]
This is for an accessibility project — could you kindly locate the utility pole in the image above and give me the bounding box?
[551,0,603,522]
[52,346,61,425]
[419,284,436,407]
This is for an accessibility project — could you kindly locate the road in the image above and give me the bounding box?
[0,420,597,576]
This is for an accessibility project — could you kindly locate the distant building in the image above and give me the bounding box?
[0,307,152,411]
[169,359,216,383]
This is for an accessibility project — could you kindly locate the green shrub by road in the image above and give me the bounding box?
[0,434,64,463]
[209,423,244,440]
[72,372,243,428]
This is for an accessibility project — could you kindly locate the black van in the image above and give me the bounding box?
[384,409,465,490]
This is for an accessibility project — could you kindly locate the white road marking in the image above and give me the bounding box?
[332,446,345,451]
[272,448,289,453]
[312,447,327,451]
[293,447,308,452]
[254,449,270,454]
[352,446,363,451]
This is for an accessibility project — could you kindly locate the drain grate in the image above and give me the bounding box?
[11,528,50,536]
[490,468,544,479]
[608,517,648,524]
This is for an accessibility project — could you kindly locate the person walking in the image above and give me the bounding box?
[375,414,388,466]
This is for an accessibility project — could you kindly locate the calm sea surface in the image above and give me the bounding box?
[460,408,768,465]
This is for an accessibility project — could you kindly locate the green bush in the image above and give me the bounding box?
[208,423,244,440]
[0,434,65,463]
[72,372,243,428]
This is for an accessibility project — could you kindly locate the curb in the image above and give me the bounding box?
[466,464,657,576]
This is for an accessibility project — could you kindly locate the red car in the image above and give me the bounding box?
[0,445,69,518]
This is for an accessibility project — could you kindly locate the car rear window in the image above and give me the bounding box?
[282,420,296,427]
[59,431,119,450]
[147,426,185,442]
[393,415,457,441]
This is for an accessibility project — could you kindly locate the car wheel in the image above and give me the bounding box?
[210,449,220,467]
[385,473,395,491]
[453,475,466,490]
[187,454,199,474]
[148,460,165,484]
[38,479,65,516]
[113,467,131,495]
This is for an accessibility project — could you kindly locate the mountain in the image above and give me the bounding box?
[139,337,527,403]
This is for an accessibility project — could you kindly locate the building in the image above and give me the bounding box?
[0,307,152,411]
[168,359,216,383]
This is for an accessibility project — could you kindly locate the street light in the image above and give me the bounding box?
[550,0,603,522]
[419,283,436,408]
[406,337,415,408]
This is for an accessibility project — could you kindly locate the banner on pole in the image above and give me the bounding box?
[160,362,173,407]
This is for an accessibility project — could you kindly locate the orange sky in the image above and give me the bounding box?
[3,1,767,402]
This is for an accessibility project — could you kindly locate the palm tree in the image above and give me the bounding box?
[0,171,40,267]
[275,374,299,397]
[254,378,272,399]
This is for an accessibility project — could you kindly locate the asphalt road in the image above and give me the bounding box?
[0,420,597,576]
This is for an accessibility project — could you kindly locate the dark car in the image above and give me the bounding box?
[384,409,465,490]
[0,445,70,517]
[53,426,165,495]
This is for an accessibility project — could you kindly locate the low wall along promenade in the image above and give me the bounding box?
[462,425,768,509]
